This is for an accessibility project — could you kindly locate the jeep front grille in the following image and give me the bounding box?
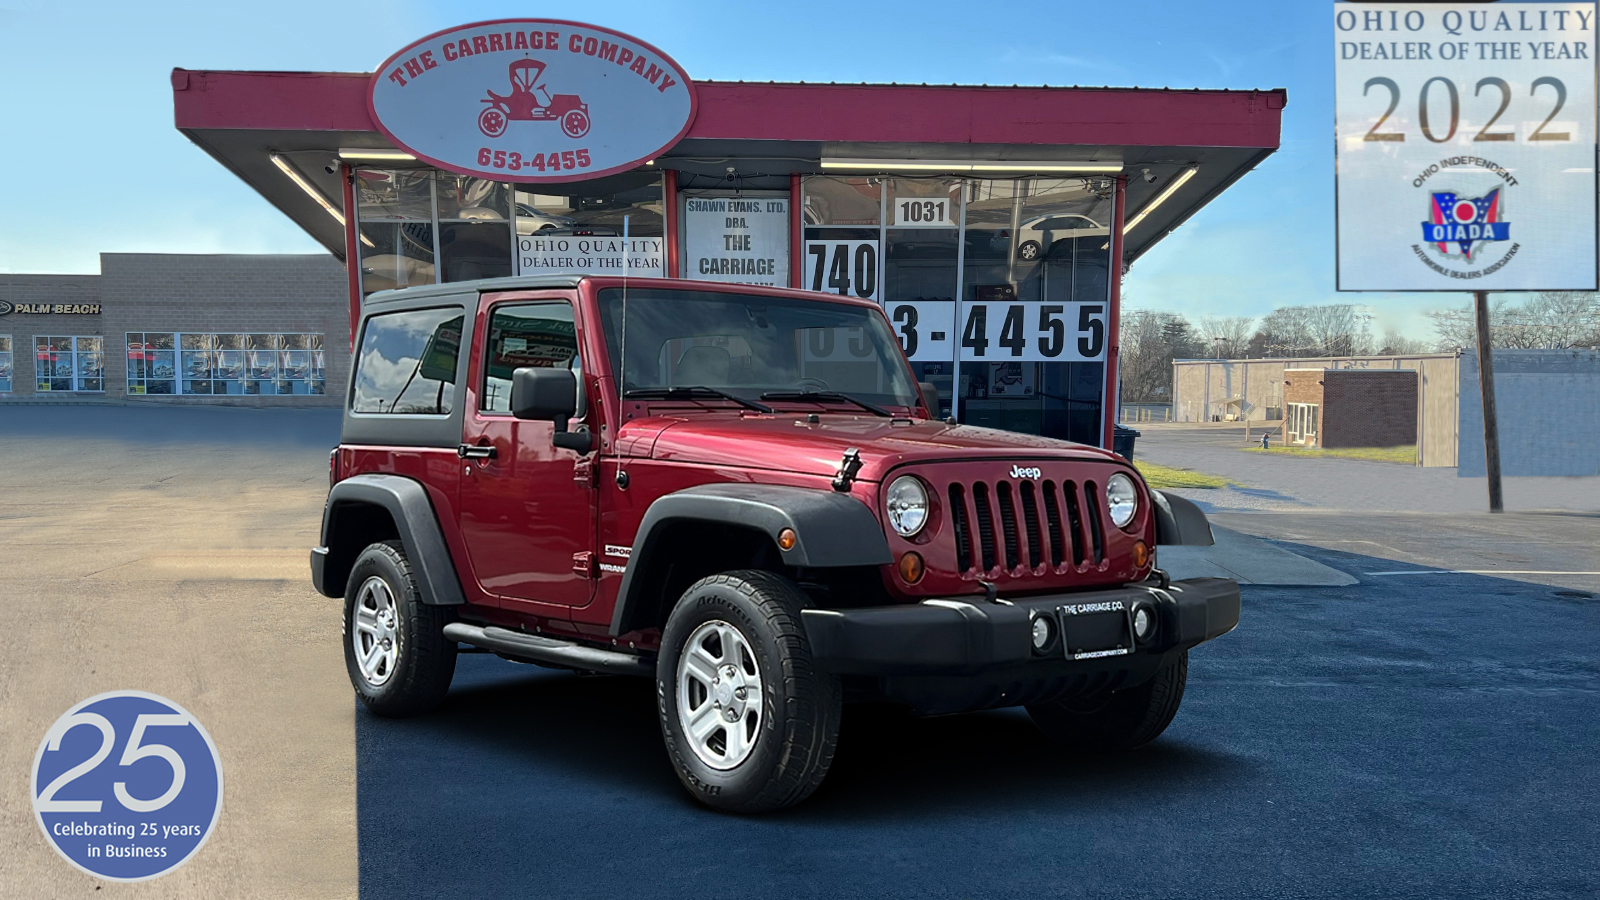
[946,477,1106,576]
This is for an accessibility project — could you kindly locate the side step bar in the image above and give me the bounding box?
[442,623,653,677]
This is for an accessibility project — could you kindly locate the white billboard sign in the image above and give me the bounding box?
[1334,2,1598,291]
[369,20,696,183]
[682,196,789,287]
[515,234,663,276]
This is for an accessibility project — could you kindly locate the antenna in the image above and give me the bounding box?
[620,215,630,397]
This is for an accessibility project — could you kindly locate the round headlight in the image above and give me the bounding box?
[885,475,929,537]
[1106,472,1139,529]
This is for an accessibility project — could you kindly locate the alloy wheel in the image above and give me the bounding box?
[676,619,763,770]
[352,575,400,687]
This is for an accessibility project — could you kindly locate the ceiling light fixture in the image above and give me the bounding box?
[337,148,417,161]
[1124,166,1197,233]
[821,158,1122,174]
[271,154,373,248]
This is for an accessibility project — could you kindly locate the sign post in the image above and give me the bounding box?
[1473,289,1504,511]
[1334,1,1598,510]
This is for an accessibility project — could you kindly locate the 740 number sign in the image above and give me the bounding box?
[805,240,878,302]
[959,301,1106,362]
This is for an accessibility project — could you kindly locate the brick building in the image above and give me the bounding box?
[0,253,348,406]
[1281,367,1417,449]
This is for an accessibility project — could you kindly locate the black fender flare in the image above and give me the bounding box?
[1151,489,1215,547]
[610,483,892,636]
[313,473,466,605]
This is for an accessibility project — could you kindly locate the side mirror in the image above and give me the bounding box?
[510,367,594,452]
[918,381,941,415]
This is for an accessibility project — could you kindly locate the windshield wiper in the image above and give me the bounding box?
[624,386,773,414]
[760,390,892,418]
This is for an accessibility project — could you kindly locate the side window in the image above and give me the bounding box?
[351,307,463,414]
[481,302,579,414]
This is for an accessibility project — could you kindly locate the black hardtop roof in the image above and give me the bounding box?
[363,274,585,306]
[360,275,879,311]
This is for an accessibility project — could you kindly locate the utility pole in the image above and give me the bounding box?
[1473,290,1503,513]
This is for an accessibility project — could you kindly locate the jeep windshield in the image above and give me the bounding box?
[598,288,921,411]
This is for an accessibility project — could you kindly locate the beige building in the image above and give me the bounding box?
[1171,354,1461,467]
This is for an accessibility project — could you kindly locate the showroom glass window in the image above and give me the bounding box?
[126,332,176,395]
[882,178,962,417]
[0,335,12,392]
[355,170,436,299]
[351,307,463,415]
[959,178,1111,443]
[435,173,514,283]
[35,336,102,392]
[514,172,665,276]
[133,333,323,396]
[801,175,1112,442]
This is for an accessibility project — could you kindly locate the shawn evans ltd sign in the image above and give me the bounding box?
[368,19,697,183]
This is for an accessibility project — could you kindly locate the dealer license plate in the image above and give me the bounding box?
[1056,599,1134,661]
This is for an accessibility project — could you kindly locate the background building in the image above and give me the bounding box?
[0,253,348,406]
[1282,368,1417,449]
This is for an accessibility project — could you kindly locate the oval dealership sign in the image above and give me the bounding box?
[368,19,697,183]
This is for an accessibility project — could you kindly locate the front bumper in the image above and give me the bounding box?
[801,577,1239,676]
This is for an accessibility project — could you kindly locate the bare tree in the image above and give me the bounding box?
[1426,292,1600,350]
[1197,316,1256,358]
[1248,304,1375,357]
[1119,308,1202,402]
[1377,328,1432,355]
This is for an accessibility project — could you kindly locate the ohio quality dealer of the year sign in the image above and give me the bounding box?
[368,19,697,183]
[1334,2,1598,291]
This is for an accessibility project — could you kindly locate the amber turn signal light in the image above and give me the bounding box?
[778,528,798,551]
[1132,541,1150,568]
[898,551,925,584]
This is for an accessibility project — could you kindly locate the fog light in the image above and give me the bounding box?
[897,551,925,584]
[1132,603,1156,643]
[1031,615,1053,652]
[1132,540,1149,568]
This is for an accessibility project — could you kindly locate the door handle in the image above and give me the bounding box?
[457,444,497,459]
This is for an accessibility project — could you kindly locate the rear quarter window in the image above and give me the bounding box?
[351,307,464,415]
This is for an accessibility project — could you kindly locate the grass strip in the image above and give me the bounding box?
[1133,460,1232,489]
[1245,445,1416,465]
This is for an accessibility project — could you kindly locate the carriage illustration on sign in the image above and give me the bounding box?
[477,58,592,139]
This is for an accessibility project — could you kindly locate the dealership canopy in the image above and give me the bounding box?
[170,20,1284,449]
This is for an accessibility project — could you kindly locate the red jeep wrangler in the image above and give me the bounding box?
[311,275,1237,812]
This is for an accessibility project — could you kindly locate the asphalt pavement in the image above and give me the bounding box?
[4,407,1597,899]
[358,518,1600,899]
[1134,423,1600,514]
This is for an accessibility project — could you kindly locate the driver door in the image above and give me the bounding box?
[457,295,596,611]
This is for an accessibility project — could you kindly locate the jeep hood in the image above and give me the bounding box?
[619,414,1121,482]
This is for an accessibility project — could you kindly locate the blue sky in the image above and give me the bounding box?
[0,0,1456,338]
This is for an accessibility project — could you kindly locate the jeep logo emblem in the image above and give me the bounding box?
[1009,465,1042,480]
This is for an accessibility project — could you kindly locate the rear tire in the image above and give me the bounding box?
[1027,651,1187,751]
[343,540,457,718]
[656,570,840,813]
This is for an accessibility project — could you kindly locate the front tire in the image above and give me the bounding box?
[656,570,840,813]
[1027,651,1188,751]
[342,540,457,718]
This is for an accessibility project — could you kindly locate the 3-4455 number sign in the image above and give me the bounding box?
[956,301,1106,362]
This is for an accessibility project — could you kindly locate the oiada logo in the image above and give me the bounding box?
[1009,465,1042,480]
[1419,188,1512,263]
[368,20,697,184]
